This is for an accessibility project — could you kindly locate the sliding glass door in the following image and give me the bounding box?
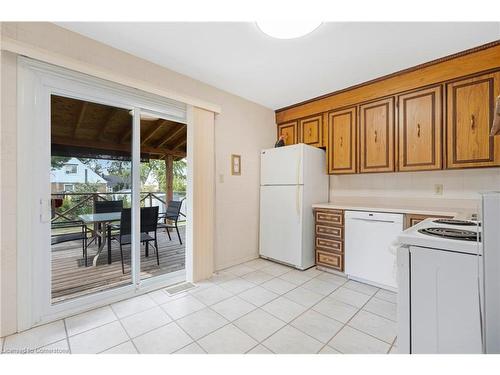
[19,58,188,328]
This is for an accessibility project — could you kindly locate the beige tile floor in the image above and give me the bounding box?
[1,258,398,354]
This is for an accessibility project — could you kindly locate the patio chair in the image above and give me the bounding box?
[112,206,160,274]
[51,220,89,266]
[157,200,184,245]
[94,200,123,247]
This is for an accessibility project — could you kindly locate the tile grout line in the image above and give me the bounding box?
[286,278,353,353]
[242,276,347,353]
[316,291,379,354]
[62,319,72,354]
[161,263,302,352]
[210,266,351,353]
[112,309,140,354]
[387,335,398,354]
[10,258,397,354]
[153,260,392,354]
[94,300,133,354]
[324,289,394,353]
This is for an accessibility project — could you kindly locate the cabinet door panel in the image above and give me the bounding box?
[328,107,357,174]
[277,121,298,145]
[299,115,322,146]
[398,86,442,171]
[447,71,500,168]
[360,98,395,173]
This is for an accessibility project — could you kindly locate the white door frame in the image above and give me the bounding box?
[17,57,190,330]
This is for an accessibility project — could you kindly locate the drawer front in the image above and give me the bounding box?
[316,251,343,270]
[316,237,343,253]
[316,225,343,240]
[315,210,344,226]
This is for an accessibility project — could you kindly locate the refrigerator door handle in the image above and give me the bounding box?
[296,153,301,185]
[296,185,300,217]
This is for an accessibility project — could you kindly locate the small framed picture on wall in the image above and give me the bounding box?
[231,154,241,176]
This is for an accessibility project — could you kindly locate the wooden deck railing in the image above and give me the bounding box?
[51,191,186,223]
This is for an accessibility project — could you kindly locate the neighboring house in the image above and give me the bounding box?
[50,157,108,193]
[102,174,131,192]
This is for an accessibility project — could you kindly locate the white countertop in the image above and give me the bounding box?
[312,197,478,219]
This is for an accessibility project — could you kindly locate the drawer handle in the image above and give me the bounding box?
[417,123,421,138]
[340,136,343,147]
[471,114,475,131]
[374,130,378,143]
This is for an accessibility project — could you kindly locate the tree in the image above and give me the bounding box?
[51,156,71,170]
[79,158,104,176]
[139,158,186,192]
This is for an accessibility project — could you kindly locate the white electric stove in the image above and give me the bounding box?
[397,217,483,354]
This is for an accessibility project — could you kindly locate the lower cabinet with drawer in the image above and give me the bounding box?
[314,208,344,272]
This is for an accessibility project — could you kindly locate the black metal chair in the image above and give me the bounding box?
[51,220,89,266]
[112,206,160,274]
[95,200,124,213]
[157,200,184,244]
[94,200,123,247]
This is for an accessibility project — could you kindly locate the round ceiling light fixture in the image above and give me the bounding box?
[256,20,322,39]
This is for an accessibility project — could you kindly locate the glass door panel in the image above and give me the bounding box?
[50,95,133,303]
[139,113,187,281]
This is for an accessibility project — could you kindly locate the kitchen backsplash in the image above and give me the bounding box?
[330,168,500,200]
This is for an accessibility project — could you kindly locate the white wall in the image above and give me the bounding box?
[330,168,500,203]
[0,22,275,335]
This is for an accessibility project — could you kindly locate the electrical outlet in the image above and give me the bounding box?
[219,174,224,183]
[434,184,443,195]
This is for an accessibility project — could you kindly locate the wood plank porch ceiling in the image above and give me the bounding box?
[51,95,187,160]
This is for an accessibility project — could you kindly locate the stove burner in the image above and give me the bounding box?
[418,227,479,242]
[433,219,479,226]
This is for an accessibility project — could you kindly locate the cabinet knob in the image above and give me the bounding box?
[471,114,475,130]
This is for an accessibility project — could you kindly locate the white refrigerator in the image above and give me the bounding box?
[259,144,329,270]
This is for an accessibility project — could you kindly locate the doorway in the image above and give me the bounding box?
[18,58,190,329]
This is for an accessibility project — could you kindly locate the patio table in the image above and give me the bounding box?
[79,212,121,266]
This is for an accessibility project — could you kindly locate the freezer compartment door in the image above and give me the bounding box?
[259,185,302,266]
[410,246,482,353]
[261,145,303,185]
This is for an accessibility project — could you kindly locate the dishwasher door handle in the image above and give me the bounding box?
[349,217,396,224]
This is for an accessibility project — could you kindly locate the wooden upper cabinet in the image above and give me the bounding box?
[446,71,500,169]
[299,114,323,146]
[398,86,443,171]
[277,121,298,145]
[328,107,357,174]
[359,97,395,173]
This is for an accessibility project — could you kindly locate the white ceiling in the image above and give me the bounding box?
[57,22,500,110]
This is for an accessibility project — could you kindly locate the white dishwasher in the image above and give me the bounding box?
[344,210,403,290]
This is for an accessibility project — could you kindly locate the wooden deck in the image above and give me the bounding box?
[51,227,185,303]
